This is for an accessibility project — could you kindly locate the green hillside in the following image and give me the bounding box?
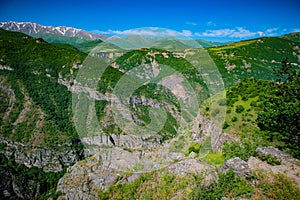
[0,28,86,145]
[281,32,300,42]
[208,36,300,86]
[29,33,103,53]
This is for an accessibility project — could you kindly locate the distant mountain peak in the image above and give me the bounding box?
[0,21,107,40]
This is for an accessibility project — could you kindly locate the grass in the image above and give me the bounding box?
[202,152,225,168]
[254,170,300,199]
[209,39,257,51]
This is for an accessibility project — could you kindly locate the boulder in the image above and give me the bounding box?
[220,157,252,177]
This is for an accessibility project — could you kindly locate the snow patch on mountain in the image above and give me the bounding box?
[0,21,107,40]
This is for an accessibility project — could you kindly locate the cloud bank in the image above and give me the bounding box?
[92,26,289,40]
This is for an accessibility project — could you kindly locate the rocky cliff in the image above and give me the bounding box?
[0,138,83,172]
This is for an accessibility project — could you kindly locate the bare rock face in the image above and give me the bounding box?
[81,133,162,154]
[56,148,144,200]
[168,158,217,179]
[192,113,237,152]
[0,138,82,172]
[256,146,298,165]
[56,145,216,200]
[0,166,42,199]
[248,147,300,189]
[220,157,252,178]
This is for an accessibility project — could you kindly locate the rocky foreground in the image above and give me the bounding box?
[56,145,300,200]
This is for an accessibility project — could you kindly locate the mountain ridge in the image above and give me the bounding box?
[0,21,107,41]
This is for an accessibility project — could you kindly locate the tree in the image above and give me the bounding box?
[257,59,300,157]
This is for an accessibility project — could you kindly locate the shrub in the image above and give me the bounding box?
[236,105,245,113]
[0,142,7,150]
[223,121,230,129]
[258,154,281,165]
[185,142,201,155]
[223,139,259,161]
[242,95,248,101]
[203,152,225,167]
[250,101,257,107]
[231,116,238,122]
[191,169,254,199]
[257,172,300,199]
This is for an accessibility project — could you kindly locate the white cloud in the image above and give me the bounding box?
[93,27,194,37]
[206,21,216,27]
[293,28,300,32]
[92,27,284,40]
[200,27,280,38]
[265,28,278,33]
[185,21,197,26]
[182,30,192,37]
[201,28,235,37]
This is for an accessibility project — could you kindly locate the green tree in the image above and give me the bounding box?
[257,59,300,157]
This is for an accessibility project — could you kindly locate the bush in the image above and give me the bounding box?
[258,154,281,165]
[185,142,201,155]
[231,116,238,122]
[242,95,248,101]
[236,105,245,113]
[191,169,254,199]
[223,140,259,161]
[250,100,257,107]
[223,121,230,129]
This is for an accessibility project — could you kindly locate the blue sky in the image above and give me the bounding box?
[1,0,299,41]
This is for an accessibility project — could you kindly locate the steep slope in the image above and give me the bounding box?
[208,36,300,86]
[0,28,86,145]
[281,32,300,42]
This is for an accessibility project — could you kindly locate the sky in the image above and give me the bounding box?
[1,0,300,42]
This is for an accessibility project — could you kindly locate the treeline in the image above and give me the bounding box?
[0,28,87,144]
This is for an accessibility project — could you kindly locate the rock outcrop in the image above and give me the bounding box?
[0,166,42,199]
[256,146,298,165]
[0,138,82,172]
[220,147,300,189]
[220,157,252,178]
[81,133,162,153]
[56,146,216,200]
[192,113,237,152]
[248,146,300,189]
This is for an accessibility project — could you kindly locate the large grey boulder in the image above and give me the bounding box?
[220,157,252,177]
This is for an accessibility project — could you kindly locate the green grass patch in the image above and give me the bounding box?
[202,152,225,168]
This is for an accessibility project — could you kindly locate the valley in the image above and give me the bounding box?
[0,22,299,199]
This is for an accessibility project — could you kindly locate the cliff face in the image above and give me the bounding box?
[0,138,83,172]
[56,147,217,200]
[0,166,42,199]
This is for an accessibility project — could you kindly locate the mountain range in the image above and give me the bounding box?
[0,22,227,52]
[0,21,107,40]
